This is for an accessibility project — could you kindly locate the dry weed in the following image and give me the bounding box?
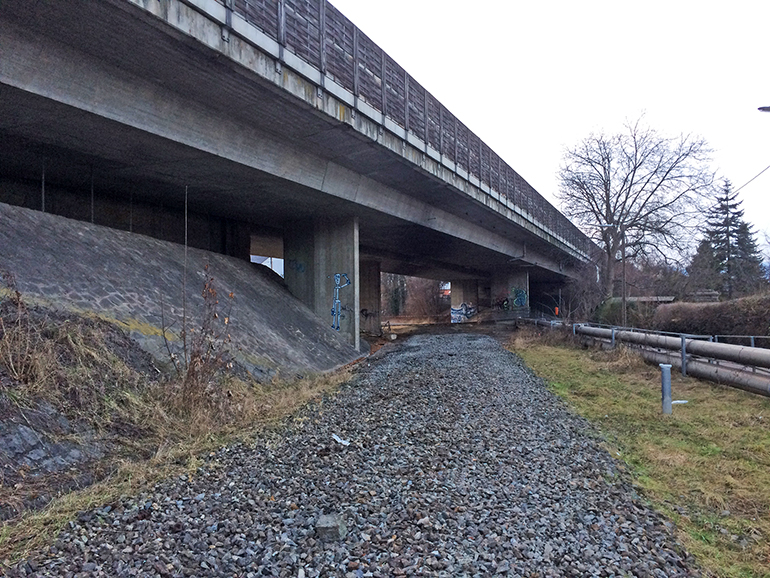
[0,272,358,564]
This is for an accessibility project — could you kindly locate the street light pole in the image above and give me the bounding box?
[621,227,627,328]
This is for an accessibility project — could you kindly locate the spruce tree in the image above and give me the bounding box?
[732,221,766,295]
[690,180,767,298]
[687,236,721,292]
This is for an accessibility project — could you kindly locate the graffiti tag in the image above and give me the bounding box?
[451,302,477,323]
[496,288,528,310]
[331,273,351,331]
[512,288,527,307]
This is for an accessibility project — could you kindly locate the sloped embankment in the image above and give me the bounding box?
[0,202,361,378]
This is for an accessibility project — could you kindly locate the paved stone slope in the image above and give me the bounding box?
[0,202,360,378]
[15,334,697,577]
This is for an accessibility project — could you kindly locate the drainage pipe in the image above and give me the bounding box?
[638,349,770,398]
[576,326,770,370]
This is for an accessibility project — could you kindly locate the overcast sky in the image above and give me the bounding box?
[328,0,770,255]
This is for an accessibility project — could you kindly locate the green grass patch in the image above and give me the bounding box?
[510,331,770,578]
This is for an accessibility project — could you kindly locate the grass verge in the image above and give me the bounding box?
[509,329,770,578]
[0,369,351,565]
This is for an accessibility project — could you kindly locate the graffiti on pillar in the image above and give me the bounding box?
[331,273,351,331]
[451,302,477,323]
[495,288,528,310]
[360,308,379,319]
[512,288,528,307]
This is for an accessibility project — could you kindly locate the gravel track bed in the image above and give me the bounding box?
[12,334,698,577]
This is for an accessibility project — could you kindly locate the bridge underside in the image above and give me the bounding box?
[0,0,582,347]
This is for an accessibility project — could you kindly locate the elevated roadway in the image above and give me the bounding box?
[0,0,596,348]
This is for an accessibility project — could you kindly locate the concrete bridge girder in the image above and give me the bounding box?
[0,0,583,346]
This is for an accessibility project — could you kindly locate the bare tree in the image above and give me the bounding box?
[557,118,714,297]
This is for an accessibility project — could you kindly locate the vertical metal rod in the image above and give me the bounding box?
[751,336,755,348]
[41,159,46,212]
[439,106,444,154]
[611,328,616,348]
[681,336,687,376]
[573,323,577,336]
[319,0,326,74]
[715,335,719,343]
[621,228,627,328]
[660,364,672,415]
[352,27,359,98]
[403,70,409,133]
[380,50,386,116]
[182,186,188,361]
[184,186,188,258]
[90,166,95,224]
[422,86,428,143]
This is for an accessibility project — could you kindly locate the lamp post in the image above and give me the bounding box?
[596,222,627,328]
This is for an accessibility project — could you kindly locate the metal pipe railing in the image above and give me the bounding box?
[572,324,770,397]
[576,326,770,370]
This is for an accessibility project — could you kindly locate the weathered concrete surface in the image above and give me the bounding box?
[0,202,361,378]
[0,0,587,288]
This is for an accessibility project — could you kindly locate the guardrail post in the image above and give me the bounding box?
[611,328,616,349]
[572,323,577,336]
[751,336,756,348]
[660,364,672,414]
[680,336,687,376]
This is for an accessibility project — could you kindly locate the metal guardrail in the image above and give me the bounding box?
[211,0,592,257]
[567,323,770,397]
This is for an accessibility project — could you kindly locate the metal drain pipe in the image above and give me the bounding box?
[638,349,770,398]
[576,326,770,370]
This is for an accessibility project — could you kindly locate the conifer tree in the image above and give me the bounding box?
[689,180,767,298]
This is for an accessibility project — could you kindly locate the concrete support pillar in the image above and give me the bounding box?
[360,260,382,336]
[491,269,530,319]
[284,217,360,350]
[450,279,479,323]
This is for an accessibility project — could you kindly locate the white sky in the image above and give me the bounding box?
[328,0,770,255]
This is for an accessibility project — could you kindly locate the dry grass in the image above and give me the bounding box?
[0,367,352,564]
[510,328,770,578]
[0,279,356,565]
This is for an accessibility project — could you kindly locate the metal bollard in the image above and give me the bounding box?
[680,336,687,376]
[660,364,672,415]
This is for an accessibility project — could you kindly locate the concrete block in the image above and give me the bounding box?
[316,513,347,541]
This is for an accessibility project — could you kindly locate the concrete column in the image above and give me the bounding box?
[491,269,530,319]
[360,260,382,336]
[450,279,479,323]
[284,217,360,350]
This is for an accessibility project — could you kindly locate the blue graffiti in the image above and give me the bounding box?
[451,302,477,323]
[331,273,351,331]
[512,288,527,308]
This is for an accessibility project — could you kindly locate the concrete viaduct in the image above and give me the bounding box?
[0,0,594,350]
